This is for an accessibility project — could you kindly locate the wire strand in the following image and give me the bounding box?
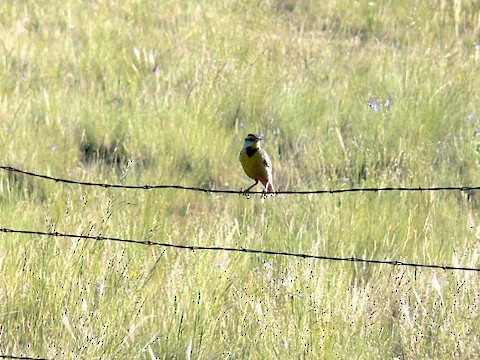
[2,166,480,195]
[0,355,49,360]
[1,227,478,272]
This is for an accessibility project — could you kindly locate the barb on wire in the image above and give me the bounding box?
[1,227,479,272]
[2,166,480,195]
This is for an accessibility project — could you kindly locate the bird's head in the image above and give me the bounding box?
[243,133,262,149]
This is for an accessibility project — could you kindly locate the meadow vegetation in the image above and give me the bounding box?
[1,0,480,358]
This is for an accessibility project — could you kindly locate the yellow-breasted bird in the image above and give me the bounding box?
[239,133,275,194]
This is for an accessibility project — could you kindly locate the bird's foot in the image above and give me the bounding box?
[261,189,268,199]
[262,185,275,199]
[240,188,251,199]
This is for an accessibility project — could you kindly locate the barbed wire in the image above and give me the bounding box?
[0,355,48,360]
[1,227,479,272]
[2,166,480,195]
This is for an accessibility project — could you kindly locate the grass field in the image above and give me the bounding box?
[1,0,480,358]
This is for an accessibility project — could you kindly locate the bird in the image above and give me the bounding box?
[239,133,275,195]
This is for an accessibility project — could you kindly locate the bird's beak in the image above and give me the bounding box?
[255,137,262,142]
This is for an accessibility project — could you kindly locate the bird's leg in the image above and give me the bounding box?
[244,180,259,192]
[262,182,269,199]
[243,179,259,198]
[262,182,275,199]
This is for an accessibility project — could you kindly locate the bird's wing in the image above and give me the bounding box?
[260,149,273,169]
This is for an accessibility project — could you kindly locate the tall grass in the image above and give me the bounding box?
[1,0,480,358]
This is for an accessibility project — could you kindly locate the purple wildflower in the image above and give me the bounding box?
[50,145,57,151]
[468,114,475,121]
[368,100,380,111]
[474,130,480,137]
[384,99,392,107]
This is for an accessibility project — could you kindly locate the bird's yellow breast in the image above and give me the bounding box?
[239,148,270,183]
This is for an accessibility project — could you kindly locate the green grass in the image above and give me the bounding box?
[1,0,480,358]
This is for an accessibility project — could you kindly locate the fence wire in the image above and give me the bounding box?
[1,227,479,272]
[0,355,48,360]
[1,165,479,271]
[2,166,480,195]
